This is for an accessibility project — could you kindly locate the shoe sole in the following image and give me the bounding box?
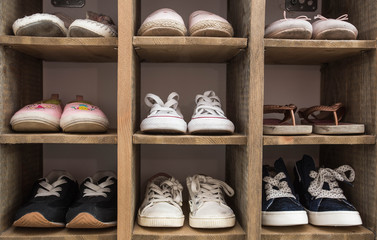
[262,210,308,226]
[263,125,312,135]
[138,19,187,36]
[62,121,108,133]
[137,215,184,227]
[13,212,65,228]
[190,20,233,37]
[265,28,312,39]
[189,216,235,228]
[308,210,362,226]
[12,119,60,132]
[68,19,117,37]
[314,28,357,40]
[66,213,116,228]
[313,123,365,135]
[188,118,234,134]
[140,117,187,134]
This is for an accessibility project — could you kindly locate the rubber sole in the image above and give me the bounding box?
[263,125,312,135]
[62,121,108,133]
[13,212,64,228]
[308,210,362,226]
[188,118,234,134]
[66,213,116,228]
[189,215,235,228]
[190,20,233,37]
[137,215,184,227]
[265,28,312,39]
[262,210,308,226]
[314,28,357,40]
[313,123,365,135]
[15,21,66,37]
[12,119,60,132]
[138,19,187,36]
[68,27,102,37]
[140,117,187,134]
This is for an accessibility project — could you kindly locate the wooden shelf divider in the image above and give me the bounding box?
[263,134,376,145]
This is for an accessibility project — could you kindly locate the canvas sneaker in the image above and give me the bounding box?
[138,173,184,227]
[262,158,308,226]
[188,91,234,134]
[140,92,187,134]
[68,11,118,37]
[187,174,235,228]
[294,155,362,226]
[13,170,78,228]
[66,171,117,228]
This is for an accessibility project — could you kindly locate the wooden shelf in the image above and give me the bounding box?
[133,221,245,240]
[262,225,374,240]
[133,36,248,63]
[0,129,117,144]
[0,36,118,62]
[0,226,116,240]
[263,134,375,145]
[264,39,376,65]
[133,132,247,145]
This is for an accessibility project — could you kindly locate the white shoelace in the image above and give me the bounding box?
[192,91,226,118]
[35,178,67,197]
[263,172,295,201]
[308,165,355,199]
[145,92,183,118]
[147,177,183,207]
[83,177,114,197]
[283,11,311,21]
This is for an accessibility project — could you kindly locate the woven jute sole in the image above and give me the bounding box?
[13,212,64,228]
[138,19,187,36]
[189,20,233,37]
[66,213,116,228]
[265,28,312,39]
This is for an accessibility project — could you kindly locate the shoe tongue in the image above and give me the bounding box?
[274,157,289,175]
[98,176,113,184]
[302,154,316,172]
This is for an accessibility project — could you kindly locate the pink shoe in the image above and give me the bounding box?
[138,8,187,36]
[312,14,358,40]
[265,11,312,39]
[189,10,234,37]
[10,94,62,132]
[60,96,109,133]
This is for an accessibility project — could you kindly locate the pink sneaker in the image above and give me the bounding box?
[138,8,187,36]
[189,10,234,37]
[312,14,358,40]
[10,94,62,132]
[60,96,109,133]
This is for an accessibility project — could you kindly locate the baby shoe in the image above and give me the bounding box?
[60,95,109,133]
[188,91,234,134]
[68,11,118,37]
[10,94,62,132]
[189,10,234,37]
[138,173,184,227]
[312,14,358,40]
[13,170,79,228]
[138,8,187,36]
[187,174,235,228]
[262,158,308,226]
[265,11,312,39]
[140,92,187,134]
[294,155,362,226]
[66,171,117,228]
[13,13,73,37]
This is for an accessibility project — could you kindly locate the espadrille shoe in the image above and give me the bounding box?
[68,11,117,37]
[312,14,358,40]
[138,8,187,36]
[12,13,73,37]
[189,10,234,37]
[10,94,62,132]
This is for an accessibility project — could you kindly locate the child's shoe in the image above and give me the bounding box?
[189,10,234,37]
[68,11,117,37]
[312,14,358,40]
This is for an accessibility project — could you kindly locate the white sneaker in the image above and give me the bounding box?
[138,173,184,227]
[187,175,236,228]
[140,92,187,133]
[188,91,234,134]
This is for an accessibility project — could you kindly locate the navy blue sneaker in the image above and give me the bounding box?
[262,158,308,226]
[294,155,362,226]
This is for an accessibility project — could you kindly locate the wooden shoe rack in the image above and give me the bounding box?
[0,0,376,240]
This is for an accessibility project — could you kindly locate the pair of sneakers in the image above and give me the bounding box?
[13,11,117,37]
[138,173,235,229]
[140,91,235,134]
[10,94,109,133]
[265,11,358,40]
[138,8,234,37]
[13,170,117,228]
[262,156,362,227]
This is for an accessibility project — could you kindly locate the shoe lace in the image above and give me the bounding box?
[147,177,183,207]
[193,91,226,118]
[35,178,67,197]
[308,165,355,199]
[283,11,311,21]
[314,14,349,21]
[145,92,182,117]
[83,177,114,197]
[263,172,295,201]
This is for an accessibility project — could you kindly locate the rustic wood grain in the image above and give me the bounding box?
[263,134,375,145]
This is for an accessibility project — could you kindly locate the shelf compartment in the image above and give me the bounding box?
[264,39,376,65]
[133,132,247,145]
[0,129,117,144]
[133,36,248,63]
[0,226,116,240]
[133,221,245,240]
[263,134,376,145]
[0,36,118,62]
[262,225,374,240]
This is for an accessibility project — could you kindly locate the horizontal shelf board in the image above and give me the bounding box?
[133,36,248,63]
[0,129,117,144]
[0,226,116,240]
[263,134,376,145]
[133,132,247,145]
[133,221,245,240]
[262,225,374,240]
[0,36,118,62]
[264,39,376,65]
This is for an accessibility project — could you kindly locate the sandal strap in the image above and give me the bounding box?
[298,103,345,125]
[264,104,297,126]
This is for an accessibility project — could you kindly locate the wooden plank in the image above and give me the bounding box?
[133,221,245,240]
[0,227,116,240]
[261,225,374,240]
[0,129,117,144]
[264,39,376,65]
[133,36,247,63]
[0,36,118,62]
[133,132,247,145]
[263,134,375,145]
